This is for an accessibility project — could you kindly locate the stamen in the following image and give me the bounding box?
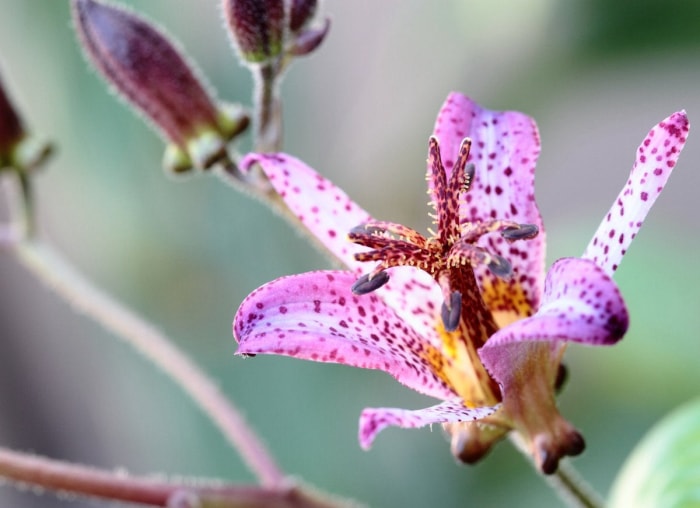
[501,223,539,241]
[486,255,512,278]
[351,271,390,295]
[463,163,475,192]
[441,290,463,332]
[349,224,384,237]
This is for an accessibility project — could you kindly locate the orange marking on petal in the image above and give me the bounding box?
[480,278,533,328]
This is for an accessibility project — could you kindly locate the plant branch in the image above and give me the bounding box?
[253,63,282,153]
[0,447,354,508]
[546,461,605,508]
[8,238,285,487]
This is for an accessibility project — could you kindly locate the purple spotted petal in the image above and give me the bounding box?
[359,399,499,449]
[432,92,545,313]
[378,268,443,350]
[234,270,457,401]
[480,256,628,388]
[241,152,445,345]
[583,111,690,276]
[240,152,372,271]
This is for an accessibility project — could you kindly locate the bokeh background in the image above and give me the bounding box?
[1,1,699,506]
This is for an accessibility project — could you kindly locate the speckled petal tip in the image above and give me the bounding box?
[240,151,445,341]
[482,257,628,350]
[240,152,372,271]
[233,270,456,401]
[583,111,689,276]
[359,399,499,449]
[432,92,546,313]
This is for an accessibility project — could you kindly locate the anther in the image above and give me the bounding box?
[463,163,476,190]
[349,224,384,238]
[501,223,539,241]
[440,290,463,332]
[351,271,390,295]
[486,255,512,278]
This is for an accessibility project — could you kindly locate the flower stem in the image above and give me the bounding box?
[547,461,605,508]
[509,433,603,508]
[0,447,353,507]
[253,63,282,153]
[9,238,285,487]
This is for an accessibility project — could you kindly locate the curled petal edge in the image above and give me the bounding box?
[359,399,499,450]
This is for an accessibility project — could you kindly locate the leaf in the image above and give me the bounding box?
[609,398,700,508]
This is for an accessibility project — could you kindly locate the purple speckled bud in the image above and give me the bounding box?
[286,17,330,57]
[0,74,24,157]
[0,72,53,172]
[72,0,248,173]
[289,0,317,33]
[222,0,285,64]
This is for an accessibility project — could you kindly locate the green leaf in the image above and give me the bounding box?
[609,398,700,508]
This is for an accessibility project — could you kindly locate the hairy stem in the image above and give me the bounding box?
[253,63,282,153]
[8,238,284,487]
[0,447,353,508]
[509,433,603,508]
[547,461,605,508]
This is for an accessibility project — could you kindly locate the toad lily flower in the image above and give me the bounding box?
[233,93,689,474]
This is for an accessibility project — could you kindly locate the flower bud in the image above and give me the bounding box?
[0,73,53,172]
[289,0,317,33]
[72,0,247,173]
[222,0,285,64]
[286,17,330,57]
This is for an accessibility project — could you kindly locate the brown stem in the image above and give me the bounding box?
[0,447,355,507]
[1,173,284,487]
[253,63,282,153]
[509,432,604,508]
[11,239,285,488]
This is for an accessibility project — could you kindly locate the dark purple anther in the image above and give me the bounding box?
[441,290,462,332]
[351,271,390,295]
[486,255,512,278]
[502,223,539,241]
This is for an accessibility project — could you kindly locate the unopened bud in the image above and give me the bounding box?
[72,0,247,173]
[289,0,317,33]
[0,73,53,172]
[287,17,330,57]
[222,0,285,64]
[444,421,507,464]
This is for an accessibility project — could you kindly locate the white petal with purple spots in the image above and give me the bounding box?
[234,270,456,401]
[432,92,546,312]
[359,399,499,449]
[241,153,372,272]
[583,111,689,276]
[479,256,629,388]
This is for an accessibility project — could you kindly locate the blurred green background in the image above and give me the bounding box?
[1,1,699,506]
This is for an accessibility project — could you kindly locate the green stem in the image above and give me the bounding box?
[547,461,605,508]
[509,433,604,508]
[253,63,282,153]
